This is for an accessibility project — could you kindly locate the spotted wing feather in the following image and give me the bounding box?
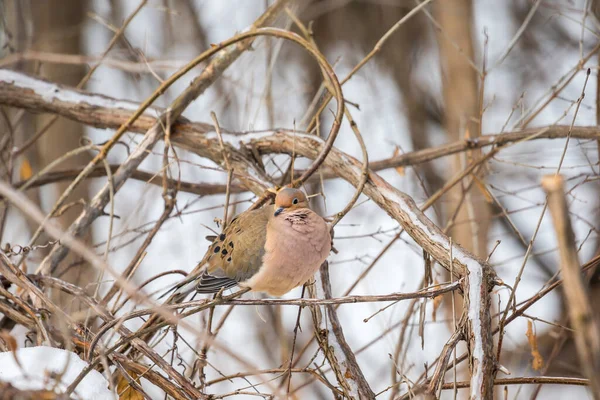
[195,206,271,294]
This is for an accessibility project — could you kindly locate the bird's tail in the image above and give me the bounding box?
[158,263,207,302]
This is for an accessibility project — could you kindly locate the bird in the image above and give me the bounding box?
[171,187,332,298]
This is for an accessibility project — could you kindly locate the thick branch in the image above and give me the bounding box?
[308,263,362,399]
[542,175,600,398]
[320,262,375,399]
[1,71,598,177]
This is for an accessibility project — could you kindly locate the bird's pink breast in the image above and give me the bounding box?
[243,209,330,296]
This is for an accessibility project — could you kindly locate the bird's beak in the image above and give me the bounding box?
[274,207,284,217]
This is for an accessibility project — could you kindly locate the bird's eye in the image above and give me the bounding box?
[292,198,299,205]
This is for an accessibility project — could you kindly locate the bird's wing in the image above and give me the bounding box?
[195,206,271,294]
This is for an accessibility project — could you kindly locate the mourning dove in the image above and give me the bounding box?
[172,188,331,297]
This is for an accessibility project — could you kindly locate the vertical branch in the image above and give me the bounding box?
[433,4,495,397]
[461,256,495,400]
[542,174,600,398]
[309,262,375,400]
[434,0,490,259]
[321,263,375,399]
[28,0,91,309]
[426,315,465,398]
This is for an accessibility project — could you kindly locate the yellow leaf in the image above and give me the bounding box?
[525,319,544,371]
[19,158,33,180]
[393,146,405,176]
[117,371,144,400]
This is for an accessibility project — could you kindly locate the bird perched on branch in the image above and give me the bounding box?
[171,188,331,298]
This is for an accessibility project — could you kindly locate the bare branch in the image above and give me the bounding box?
[2,72,599,177]
[542,174,600,398]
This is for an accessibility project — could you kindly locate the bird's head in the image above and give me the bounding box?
[273,188,309,217]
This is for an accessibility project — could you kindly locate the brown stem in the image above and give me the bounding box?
[542,174,600,399]
[3,72,600,178]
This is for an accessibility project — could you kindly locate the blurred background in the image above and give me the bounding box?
[1,0,600,398]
